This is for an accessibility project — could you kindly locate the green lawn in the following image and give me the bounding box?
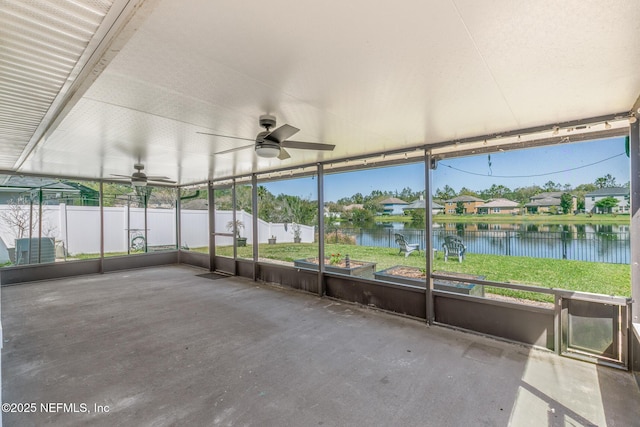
[212,242,630,302]
[28,242,628,304]
[373,215,414,223]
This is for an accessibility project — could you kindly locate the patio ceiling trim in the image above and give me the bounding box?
[207,112,632,185]
[1,110,631,190]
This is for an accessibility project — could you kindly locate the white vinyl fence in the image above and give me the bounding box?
[208,209,314,247]
[0,205,314,262]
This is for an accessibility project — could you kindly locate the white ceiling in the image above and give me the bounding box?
[2,0,640,185]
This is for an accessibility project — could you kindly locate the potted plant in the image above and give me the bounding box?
[268,235,277,244]
[226,219,246,247]
[292,223,302,243]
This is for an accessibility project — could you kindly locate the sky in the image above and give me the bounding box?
[261,136,630,202]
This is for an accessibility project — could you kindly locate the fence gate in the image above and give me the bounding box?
[560,296,629,369]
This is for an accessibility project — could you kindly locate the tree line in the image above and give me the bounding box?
[66,173,627,227]
[192,173,627,225]
[434,174,627,211]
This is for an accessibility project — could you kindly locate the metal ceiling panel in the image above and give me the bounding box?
[5,0,640,184]
[0,0,117,169]
[123,0,515,142]
[454,0,640,126]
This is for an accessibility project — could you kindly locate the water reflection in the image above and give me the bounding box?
[336,221,630,264]
[357,220,629,235]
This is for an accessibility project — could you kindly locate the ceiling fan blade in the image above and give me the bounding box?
[110,174,134,178]
[146,175,172,180]
[277,148,291,160]
[149,178,177,184]
[197,131,255,143]
[280,140,335,151]
[215,144,254,155]
[264,124,299,143]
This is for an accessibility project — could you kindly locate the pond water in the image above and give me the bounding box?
[335,221,630,264]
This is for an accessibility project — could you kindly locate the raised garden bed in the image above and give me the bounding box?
[293,258,377,279]
[374,266,484,296]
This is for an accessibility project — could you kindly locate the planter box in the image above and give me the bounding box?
[236,238,247,247]
[374,266,484,297]
[268,238,277,245]
[294,258,377,279]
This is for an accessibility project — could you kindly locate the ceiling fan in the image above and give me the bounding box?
[111,163,176,187]
[197,115,335,160]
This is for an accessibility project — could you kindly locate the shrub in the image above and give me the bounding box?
[318,229,356,244]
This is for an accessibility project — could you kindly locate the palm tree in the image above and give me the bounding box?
[226,219,244,238]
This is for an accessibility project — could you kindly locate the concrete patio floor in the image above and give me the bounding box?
[2,265,639,426]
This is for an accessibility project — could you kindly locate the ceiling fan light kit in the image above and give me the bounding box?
[131,177,147,187]
[131,163,147,186]
[255,140,281,158]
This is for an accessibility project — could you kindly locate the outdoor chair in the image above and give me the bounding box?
[394,233,420,257]
[442,235,466,262]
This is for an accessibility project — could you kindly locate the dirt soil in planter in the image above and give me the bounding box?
[386,267,552,308]
[384,267,481,289]
[307,258,370,268]
[386,266,426,278]
[384,267,477,280]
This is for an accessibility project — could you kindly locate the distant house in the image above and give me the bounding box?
[584,187,629,213]
[61,181,100,205]
[323,205,344,219]
[0,176,97,205]
[432,202,444,215]
[379,197,408,215]
[524,192,576,213]
[476,198,520,215]
[326,203,364,218]
[343,204,364,211]
[529,191,565,201]
[444,195,485,214]
[402,199,444,215]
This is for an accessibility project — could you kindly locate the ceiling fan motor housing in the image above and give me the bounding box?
[132,171,147,179]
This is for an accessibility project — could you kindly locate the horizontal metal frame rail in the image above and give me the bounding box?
[0,251,179,286]
[431,273,630,305]
[433,271,629,368]
[431,288,553,314]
